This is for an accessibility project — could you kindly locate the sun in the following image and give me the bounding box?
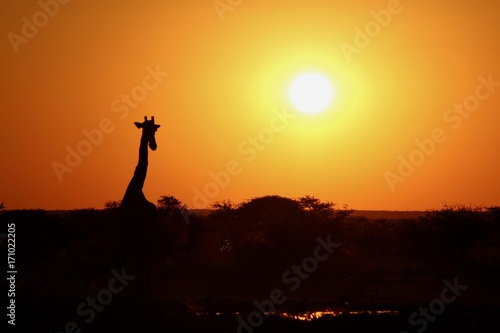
[289,72,334,114]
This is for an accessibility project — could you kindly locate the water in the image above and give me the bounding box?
[211,309,399,321]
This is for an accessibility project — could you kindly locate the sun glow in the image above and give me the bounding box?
[289,72,334,114]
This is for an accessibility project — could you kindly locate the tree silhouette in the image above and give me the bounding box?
[423,204,487,261]
[238,195,303,223]
[298,195,332,212]
[488,206,500,221]
[104,200,121,210]
[157,195,188,216]
[0,202,4,210]
[212,199,237,213]
[155,195,190,262]
[298,195,353,222]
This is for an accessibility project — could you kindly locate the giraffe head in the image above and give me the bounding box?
[134,116,161,151]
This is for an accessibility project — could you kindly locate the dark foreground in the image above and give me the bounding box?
[11,296,500,333]
[2,202,500,332]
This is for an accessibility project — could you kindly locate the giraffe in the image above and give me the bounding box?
[120,116,160,301]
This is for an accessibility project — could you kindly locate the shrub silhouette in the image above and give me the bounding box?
[421,204,489,261]
[104,200,121,210]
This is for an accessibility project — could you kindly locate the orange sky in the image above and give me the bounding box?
[1,0,499,211]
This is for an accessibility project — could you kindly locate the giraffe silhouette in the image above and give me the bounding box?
[120,116,160,301]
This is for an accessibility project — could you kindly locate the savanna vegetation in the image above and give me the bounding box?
[1,197,499,332]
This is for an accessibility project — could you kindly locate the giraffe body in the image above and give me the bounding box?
[120,116,160,300]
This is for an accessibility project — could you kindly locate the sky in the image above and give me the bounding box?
[1,0,499,211]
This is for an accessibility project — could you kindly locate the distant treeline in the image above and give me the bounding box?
[1,196,499,268]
